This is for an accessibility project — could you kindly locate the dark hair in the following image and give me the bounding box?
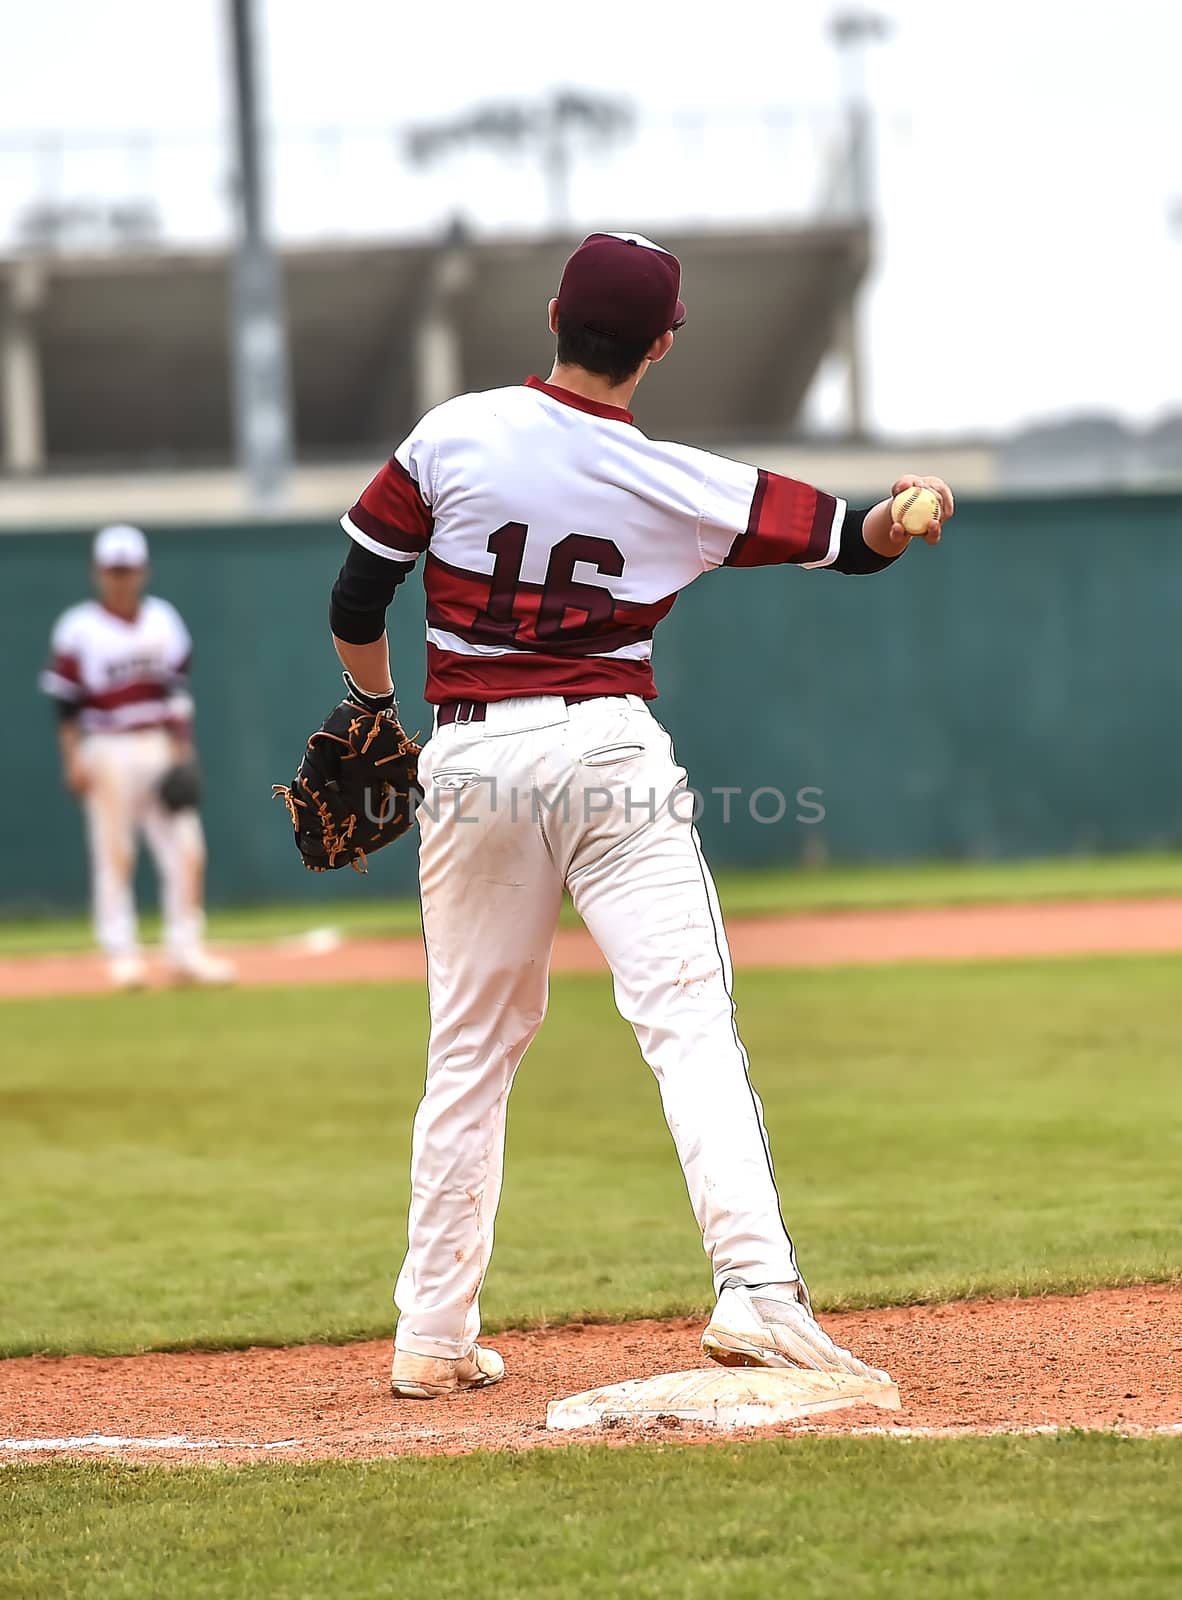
[554,313,653,386]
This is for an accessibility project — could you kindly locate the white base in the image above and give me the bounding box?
[546,1366,902,1432]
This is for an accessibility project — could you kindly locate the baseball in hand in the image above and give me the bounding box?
[891,485,943,536]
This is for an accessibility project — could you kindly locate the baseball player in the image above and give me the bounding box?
[40,524,234,989]
[322,232,953,1398]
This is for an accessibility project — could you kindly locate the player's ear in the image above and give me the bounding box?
[548,298,560,336]
[645,329,675,365]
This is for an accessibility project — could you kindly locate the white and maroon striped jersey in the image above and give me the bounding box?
[40,597,193,734]
[342,376,847,703]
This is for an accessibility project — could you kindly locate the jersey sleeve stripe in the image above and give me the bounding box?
[345,499,429,554]
[41,649,84,694]
[38,668,82,701]
[721,468,769,567]
[344,456,433,555]
[747,467,770,538]
[724,469,846,568]
[800,493,848,568]
[340,512,424,565]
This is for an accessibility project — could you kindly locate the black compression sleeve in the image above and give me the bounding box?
[52,698,82,723]
[827,505,902,575]
[329,542,415,644]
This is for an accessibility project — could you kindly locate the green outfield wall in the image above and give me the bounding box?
[3,492,1179,914]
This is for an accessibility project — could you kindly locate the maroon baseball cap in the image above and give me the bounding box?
[556,232,686,344]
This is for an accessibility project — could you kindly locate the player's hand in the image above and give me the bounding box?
[888,475,955,547]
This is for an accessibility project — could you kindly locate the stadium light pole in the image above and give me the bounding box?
[830,8,890,218]
[226,0,294,515]
[828,8,890,437]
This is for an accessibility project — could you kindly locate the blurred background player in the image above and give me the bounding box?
[39,524,235,989]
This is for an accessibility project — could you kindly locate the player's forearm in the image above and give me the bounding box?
[328,543,414,697]
[56,714,90,796]
[164,680,194,754]
[57,717,81,767]
[814,502,904,575]
[861,499,908,561]
[333,633,394,697]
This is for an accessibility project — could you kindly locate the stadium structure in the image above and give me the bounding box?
[0,223,869,473]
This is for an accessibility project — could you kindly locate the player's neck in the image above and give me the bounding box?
[546,361,644,414]
[99,598,141,623]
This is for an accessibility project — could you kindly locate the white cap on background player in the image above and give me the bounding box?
[93,524,149,568]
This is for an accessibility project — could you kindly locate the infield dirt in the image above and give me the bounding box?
[2,1286,1179,1463]
[1,895,1181,997]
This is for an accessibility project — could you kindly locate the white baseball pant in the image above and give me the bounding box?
[81,728,206,961]
[394,694,800,1359]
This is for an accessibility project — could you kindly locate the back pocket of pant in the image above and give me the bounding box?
[431,769,486,791]
[580,743,646,768]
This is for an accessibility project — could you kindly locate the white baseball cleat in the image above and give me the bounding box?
[169,950,237,986]
[108,954,148,991]
[702,1279,893,1385]
[391,1344,505,1399]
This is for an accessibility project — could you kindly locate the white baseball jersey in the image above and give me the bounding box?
[40,597,193,734]
[342,376,847,703]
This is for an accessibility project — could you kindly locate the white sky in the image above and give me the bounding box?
[3,0,1180,437]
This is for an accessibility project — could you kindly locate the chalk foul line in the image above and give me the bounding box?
[796,1422,1182,1440]
[0,1433,302,1453]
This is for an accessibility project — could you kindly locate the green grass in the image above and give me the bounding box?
[3,1436,1180,1599]
[1,956,1179,1357]
[5,959,1180,1600]
[716,849,1182,915]
[2,849,1181,956]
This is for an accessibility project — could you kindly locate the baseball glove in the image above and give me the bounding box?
[273,676,421,873]
[158,757,202,813]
